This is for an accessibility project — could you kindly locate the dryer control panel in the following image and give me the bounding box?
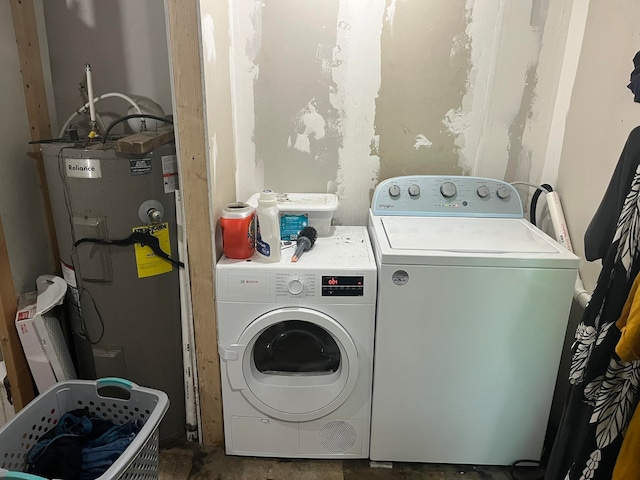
[371,175,524,218]
[274,273,366,298]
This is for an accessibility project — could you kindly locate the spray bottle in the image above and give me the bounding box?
[255,190,281,262]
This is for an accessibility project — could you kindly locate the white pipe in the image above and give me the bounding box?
[58,93,143,137]
[543,191,592,306]
[175,189,200,442]
[546,192,573,252]
[85,64,97,130]
[574,276,590,309]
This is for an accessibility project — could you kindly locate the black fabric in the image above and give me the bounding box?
[584,127,640,261]
[628,51,640,103]
[545,128,640,480]
[28,436,85,480]
[26,408,134,480]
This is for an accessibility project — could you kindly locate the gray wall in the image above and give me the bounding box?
[0,2,54,296]
[42,0,173,134]
[557,0,640,291]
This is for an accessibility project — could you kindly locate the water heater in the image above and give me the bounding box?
[41,142,185,442]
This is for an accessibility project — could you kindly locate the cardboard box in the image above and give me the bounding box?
[15,275,76,393]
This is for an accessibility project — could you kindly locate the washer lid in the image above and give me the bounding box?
[371,215,579,268]
[382,217,557,254]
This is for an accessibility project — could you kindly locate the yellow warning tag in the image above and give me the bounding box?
[132,222,172,278]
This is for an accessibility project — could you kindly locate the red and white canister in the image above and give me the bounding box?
[220,203,255,259]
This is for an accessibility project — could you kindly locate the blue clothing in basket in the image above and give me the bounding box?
[26,408,143,480]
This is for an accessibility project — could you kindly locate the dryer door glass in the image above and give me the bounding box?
[253,320,341,373]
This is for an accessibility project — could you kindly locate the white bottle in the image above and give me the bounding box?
[255,190,281,262]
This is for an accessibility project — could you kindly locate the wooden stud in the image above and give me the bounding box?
[0,216,35,410]
[7,0,60,410]
[116,126,175,155]
[10,0,60,270]
[165,0,224,446]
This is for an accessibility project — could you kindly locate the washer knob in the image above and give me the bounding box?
[288,279,304,295]
[388,185,401,199]
[496,186,511,200]
[440,182,457,198]
[476,185,490,198]
[408,184,421,198]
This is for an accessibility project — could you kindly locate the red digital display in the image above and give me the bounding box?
[321,276,365,296]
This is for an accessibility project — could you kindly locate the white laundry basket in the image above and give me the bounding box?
[0,378,169,480]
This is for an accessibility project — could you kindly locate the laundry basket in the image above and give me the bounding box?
[0,378,169,480]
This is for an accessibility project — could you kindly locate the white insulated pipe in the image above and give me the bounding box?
[175,189,201,442]
[85,64,97,130]
[546,191,573,252]
[58,93,143,137]
[544,191,590,307]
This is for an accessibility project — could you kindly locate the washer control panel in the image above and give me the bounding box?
[371,175,523,218]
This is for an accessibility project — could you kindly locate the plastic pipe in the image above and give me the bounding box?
[545,191,573,252]
[544,191,591,306]
[175,190,201,442]
[85,64,97,130]
[58,93,143,137]
[574,276,591,309]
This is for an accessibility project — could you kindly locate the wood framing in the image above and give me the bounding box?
[4,0,61,411]
[10,0,60,271]
[116,126,175,155]
[165,0,223,446]
[0,216,35,410]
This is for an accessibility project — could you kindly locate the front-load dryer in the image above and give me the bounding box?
[215,226,376,458]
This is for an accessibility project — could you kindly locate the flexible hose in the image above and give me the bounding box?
[101,114,173,144]
[530,183,554,226]
[57,92,143,137]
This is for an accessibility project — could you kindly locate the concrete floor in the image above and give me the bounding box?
[181,448,545,480]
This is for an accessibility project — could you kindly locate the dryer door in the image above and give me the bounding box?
[222,307,359,422]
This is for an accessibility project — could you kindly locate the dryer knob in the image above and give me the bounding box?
[408,184,421,198]
[388,185,401,199]
[288,279,304,295]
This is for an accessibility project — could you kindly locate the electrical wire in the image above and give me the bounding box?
[58,92,143,137]
[530,184,554,227]
[509,181,554,226]
[509,459,544,480]
[101,114,173,144]
[57,148,105,345]
[509,181,551,194]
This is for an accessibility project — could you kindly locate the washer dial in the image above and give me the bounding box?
[477,185,490,198]
[440,182,457,198]
[496,186,511,200]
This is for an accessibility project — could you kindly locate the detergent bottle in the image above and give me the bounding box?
[255,190,281,262]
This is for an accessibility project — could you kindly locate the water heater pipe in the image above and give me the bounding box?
[85,64,97,132]
[58,93,143,137]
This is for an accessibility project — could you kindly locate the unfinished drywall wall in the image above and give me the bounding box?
[556,0,640,291]
[231,0,574,225]
[43,0,172,134]
[0,2,54,294]
[199,0,237,254]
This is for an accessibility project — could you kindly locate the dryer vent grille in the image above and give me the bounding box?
[318,420,357,453]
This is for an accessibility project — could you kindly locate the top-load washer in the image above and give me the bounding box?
[216,226,376,458]
[368,176,578,465]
